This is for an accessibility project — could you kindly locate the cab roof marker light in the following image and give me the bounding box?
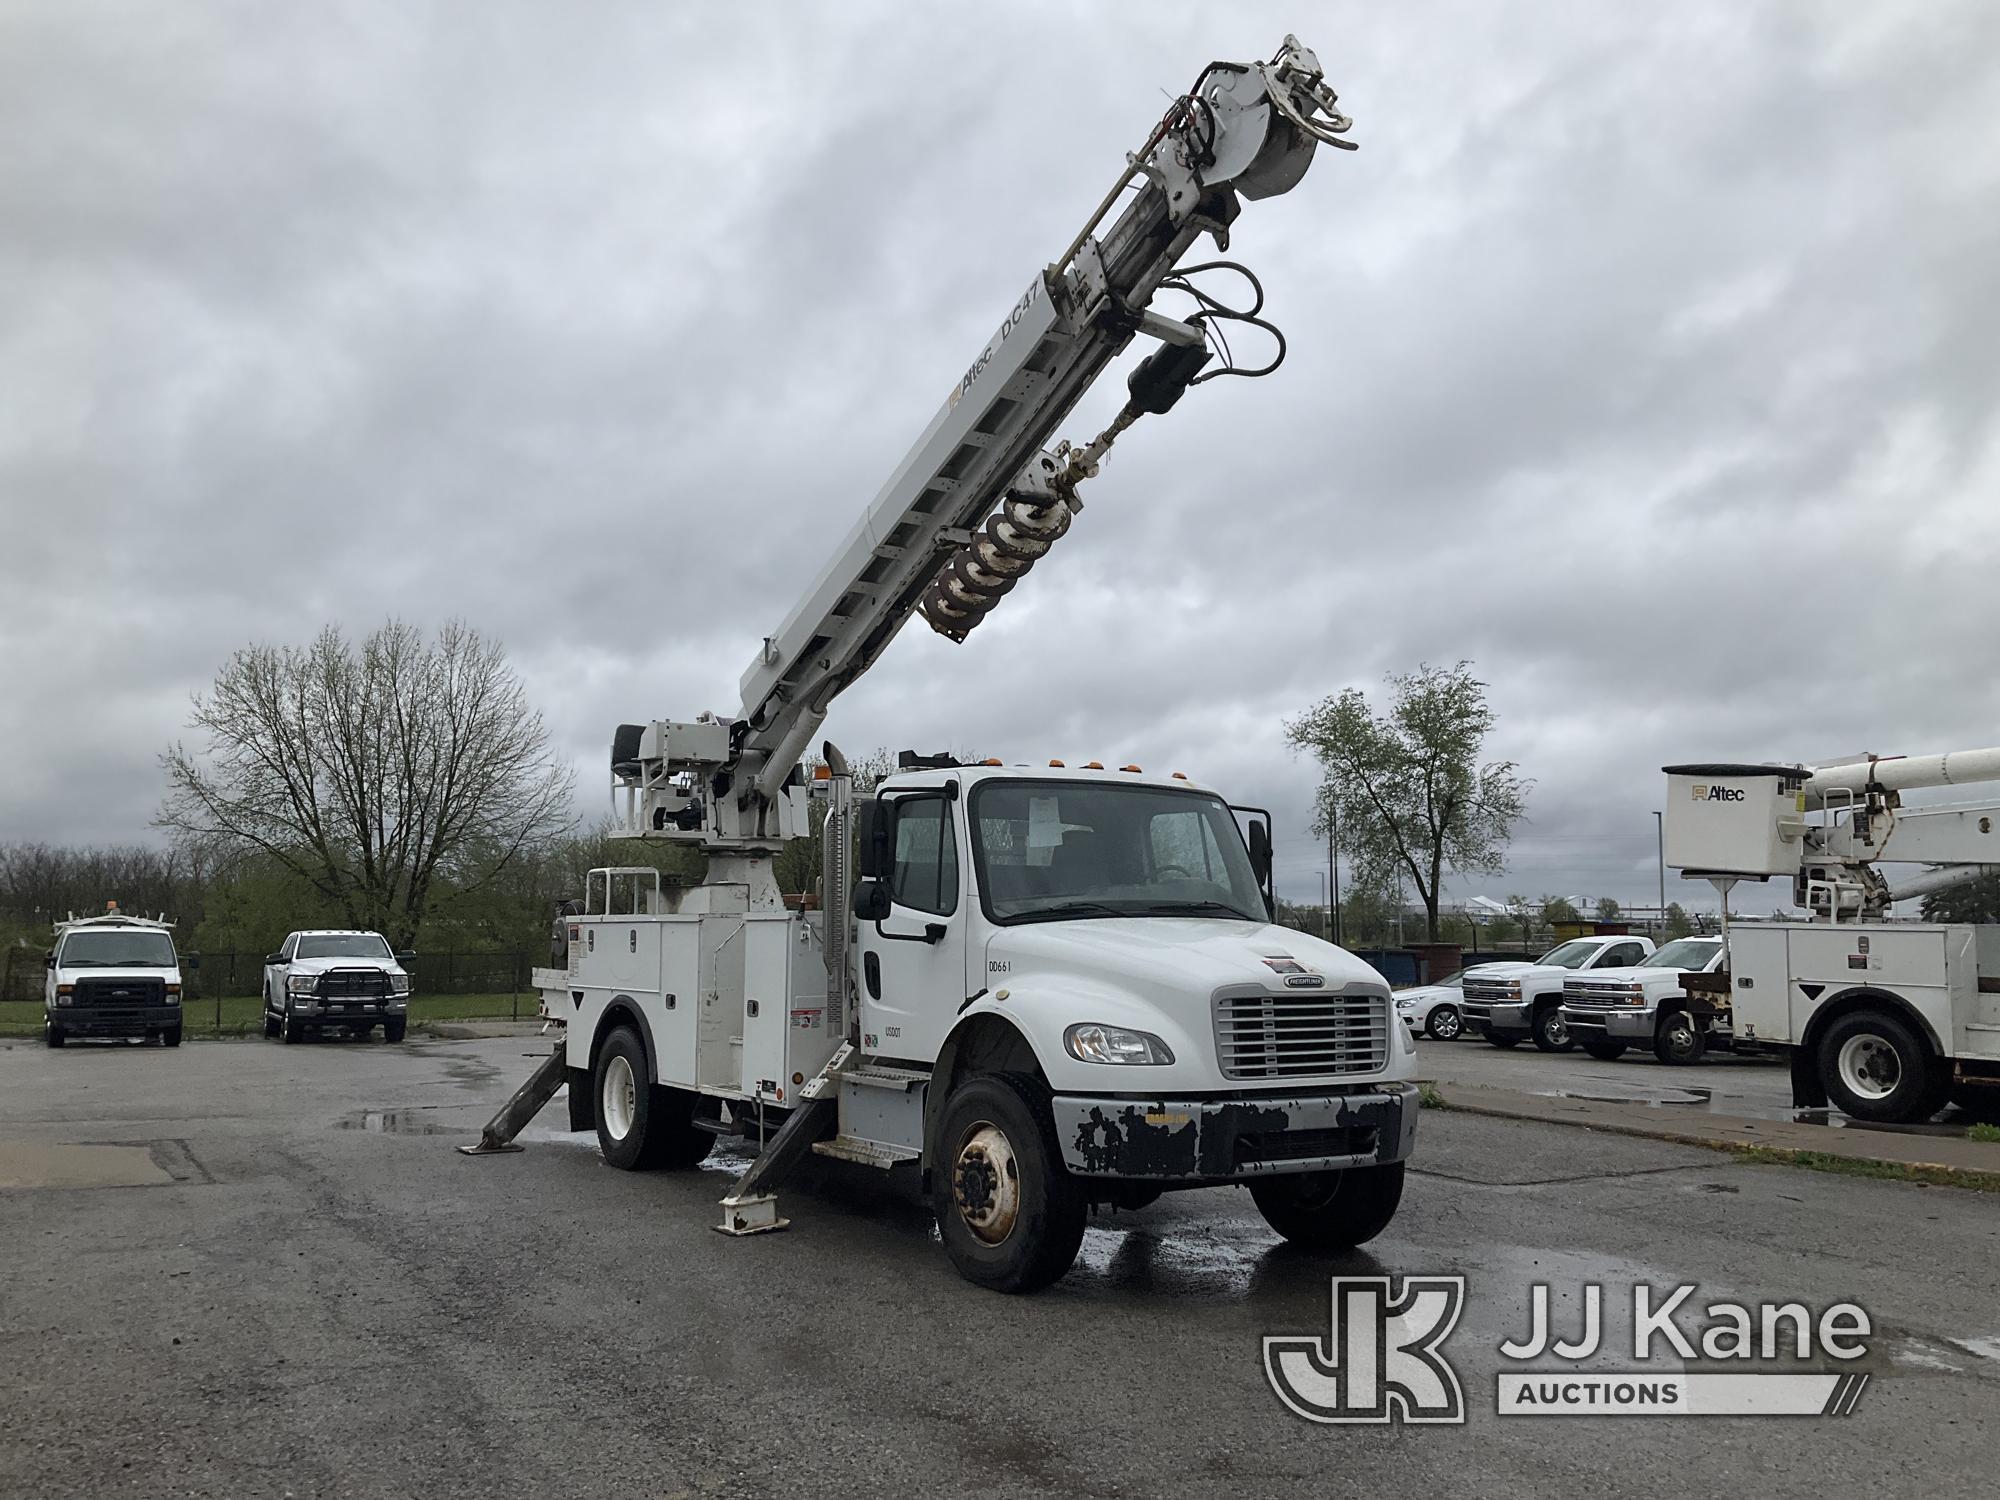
[1083,761,1104,769]
[1120,764,1142,773]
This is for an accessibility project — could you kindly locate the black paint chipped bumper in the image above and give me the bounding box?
[1053,1084,1419,1180]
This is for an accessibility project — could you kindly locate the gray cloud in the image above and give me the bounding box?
[4,2,1997,918]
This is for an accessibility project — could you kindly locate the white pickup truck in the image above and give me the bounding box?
[1558,935,1728,1064]
[1460,934,1656,1051]
[261,930,415,1043]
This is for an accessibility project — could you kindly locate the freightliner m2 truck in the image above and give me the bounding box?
[467,38,1421,1293]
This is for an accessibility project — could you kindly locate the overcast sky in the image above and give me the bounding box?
[4,2,1997,916]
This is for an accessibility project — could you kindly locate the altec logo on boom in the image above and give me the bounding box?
[1691,784,1748,802]
[1265,1279,1874,1423]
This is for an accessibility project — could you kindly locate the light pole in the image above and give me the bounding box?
[1653,810,1666,931]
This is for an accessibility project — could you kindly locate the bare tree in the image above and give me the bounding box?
[158,620,575,946]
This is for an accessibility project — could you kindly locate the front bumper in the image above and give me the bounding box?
[1052,1084,1419,1180]
[1560,1005,1654,1041]
[289,998,403,1021]
[1462,999,1529,1037]
[50,1004,180,1037]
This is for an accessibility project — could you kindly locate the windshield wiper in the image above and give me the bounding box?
[1007,901,1131,924]
[1131,900,1259,920]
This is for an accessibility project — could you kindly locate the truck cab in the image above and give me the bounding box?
[1558,934,1727,1064]
[551,762,1420,1291]
[262,930,414,1043]
[44,912,186,1048]
[1461,933,1655,1052]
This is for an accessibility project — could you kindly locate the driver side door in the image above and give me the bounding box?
[857,791,970,1064]
[264,934,297,1011]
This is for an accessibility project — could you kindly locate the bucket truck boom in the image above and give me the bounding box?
[610,36,1356,870]
[470,39,1427,1296]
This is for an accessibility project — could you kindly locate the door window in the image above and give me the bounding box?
[890,797,959,916]
[1597,943,1645,967]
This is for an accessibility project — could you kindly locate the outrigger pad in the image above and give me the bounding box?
[714,1193,789,1236]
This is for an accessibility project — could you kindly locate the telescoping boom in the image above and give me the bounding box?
[611,37,1358,856]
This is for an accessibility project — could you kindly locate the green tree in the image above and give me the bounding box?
[1285,662,1529,942]
[1595,896,1621,922]
[1920,874,2000,924]
[1540,895,1580,930]
[1664,901,1696,938]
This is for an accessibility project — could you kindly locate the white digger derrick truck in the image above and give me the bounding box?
[1663,750,2000,1125]
[466,37,1423,1293]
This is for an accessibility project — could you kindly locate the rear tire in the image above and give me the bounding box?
[1818,1009,1942,1123]
[593,1026,709,1170]
[1654,1010,1708,1066]
[1580,1037,1627,1061]
[263,1011,279,1039]
[1486,1036,1520,1050]
[1425,1005,1463,1041]
[931,1072,1086,1294]
[384,1017,407,1043]
[1948,1084,2000,1124]
[1251,1162,1406,1251]
[1532,1005,1574,1053]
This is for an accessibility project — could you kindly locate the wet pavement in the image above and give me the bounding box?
[1414,1033,1991,1136]
[1,1033,1996,1497]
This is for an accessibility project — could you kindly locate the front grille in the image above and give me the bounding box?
[74,976,167,1008]
[1563,982,1632,1011]
[1233,1125,1377,1169]
[1463,977,1517,1002]
[1212,990,1389,1080]
[316,968,389,999]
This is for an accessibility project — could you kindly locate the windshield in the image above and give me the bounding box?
[969,780,1265,924]
[1536,940,1602,969]
[296,934,394,961]
[1642,938,1722,970]
[59,929,177,968]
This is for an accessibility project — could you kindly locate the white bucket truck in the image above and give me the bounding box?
[466,38,1424,1292]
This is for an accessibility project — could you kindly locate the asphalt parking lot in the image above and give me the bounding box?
[3,1033,1997,1498]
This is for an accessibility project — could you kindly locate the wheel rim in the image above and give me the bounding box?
[1838,1034,1900,1100]
[1434,1007,1461,1039]
[1542,1011,1568,1047]
[602,1053,638,1140]
[1662,1018,1698,1060]
[951,1122,1021,1246]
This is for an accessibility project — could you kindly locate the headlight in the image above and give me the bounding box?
[1618,985,1647,1005]
[1503,982,1523,997]
[390,973,412,995]
[1396,995,1418,1012]
[287,973,319,995]
[1064,1023,1174,1065]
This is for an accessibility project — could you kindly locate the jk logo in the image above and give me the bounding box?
[1264,1276,1467,1424]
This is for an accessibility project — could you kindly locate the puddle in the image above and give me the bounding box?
[338,1108,456,1136]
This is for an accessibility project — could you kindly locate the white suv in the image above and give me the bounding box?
[262,930,414,1043]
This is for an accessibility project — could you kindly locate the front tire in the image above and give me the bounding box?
[1654,1009,1708,1066]
[384,1017,407,1043]
[45,1019,64,1048]
[931,1073,1086,1294]
[282,1016,304,1044]
[164,1025,182,1048]
[1819,1009,1944,1123]
[1532,1005,1574,1053]
[1425,1005,1463,1041]
[1251,1162,1405,1251]
[1580,1037,1627,1061]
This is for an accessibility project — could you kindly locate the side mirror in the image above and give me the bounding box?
[265,952,284,965]
[855,800,891,879]
[396,950,416,965]
[44,953,55,969]
[1247,820,1274,907]
[852,878,891,923]
[185,952,201,972]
